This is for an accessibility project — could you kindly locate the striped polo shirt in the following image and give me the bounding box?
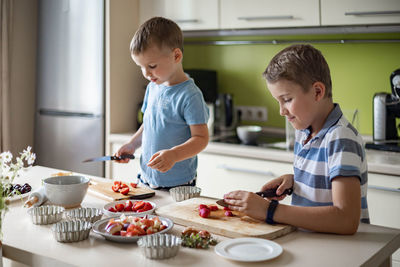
[292,104,370,223]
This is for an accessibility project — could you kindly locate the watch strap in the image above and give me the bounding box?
[266,200,279,225]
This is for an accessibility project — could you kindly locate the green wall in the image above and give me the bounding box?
[182,33,400,136]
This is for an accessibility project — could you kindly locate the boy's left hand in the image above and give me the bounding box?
[223,190,269,221]
[147,149,177,173]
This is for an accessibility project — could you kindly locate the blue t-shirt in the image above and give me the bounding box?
[140,79,209,187]
[291,104,369,223]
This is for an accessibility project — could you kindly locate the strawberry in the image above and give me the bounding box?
[107,207,117,212]
[208,205,218,211]
[120,187,129,195]
[199,204,208,210]
[130,182,137,188]
[199,208,210,218]
[115,203,124,212]
[120,230,127,236]
[125,200,133,210]
[111,185,120,192]
[133,201,145,210]
[225,211,233,217]
[223,206,231,211]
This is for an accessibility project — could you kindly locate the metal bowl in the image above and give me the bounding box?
[138,234,181,259]
[52,220,92,242]
[65,207,103,223]
[28,205,65,225]
[169,186,201,202]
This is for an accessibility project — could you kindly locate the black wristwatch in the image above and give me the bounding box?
[266,200,279,225]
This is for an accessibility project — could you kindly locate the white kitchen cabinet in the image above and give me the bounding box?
[139,0,219,31]
[367,172,400,265]
[220,0,320,29]
[197,152,293,205]
[321,0,400,26]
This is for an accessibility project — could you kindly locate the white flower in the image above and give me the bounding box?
[1,151,12,163]
[27,153,36,165]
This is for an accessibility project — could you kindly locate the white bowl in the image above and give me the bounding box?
[236,125,262,144]
[103,200,156,217]
[43,175,89,208]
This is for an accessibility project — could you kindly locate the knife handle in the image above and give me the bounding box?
[256,188,293,198]
[112,154,135,160]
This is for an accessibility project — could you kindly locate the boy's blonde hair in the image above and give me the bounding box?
[263,44,332,98]
[130,17,183,55]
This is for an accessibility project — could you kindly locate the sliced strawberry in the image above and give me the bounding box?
[115,203,124,212]
[121,183,129,188]
[199,204,208,210]
[225,211,233,217]
[133,201,145,210]
[199,208,210,218]
[208,205,218,211]
[112,185,120,192]
[223,206,231,211]
[107,207,117,212]
[125,200,133,209]
[142,202,153,211]
[130,182,137,188]
[159,224,167,230]
[120,187,129,195]
[120,230,127,236]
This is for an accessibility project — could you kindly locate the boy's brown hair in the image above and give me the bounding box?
[263,44,332,98]
[130,17,183,55]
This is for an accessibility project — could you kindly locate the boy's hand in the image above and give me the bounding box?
[147,149,177,173]
[223,190,269,221]
[260,174,294,201]
[115,143,136,163]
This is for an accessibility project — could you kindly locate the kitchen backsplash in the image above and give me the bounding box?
[182,33,400,135]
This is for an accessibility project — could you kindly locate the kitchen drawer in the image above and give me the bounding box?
[197,152,293,204]
[220,0,320,29]
[321,0,400,26]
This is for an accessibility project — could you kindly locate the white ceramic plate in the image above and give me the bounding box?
[92,214,173,243]
[103,200,156,217]
[214,237,283,262]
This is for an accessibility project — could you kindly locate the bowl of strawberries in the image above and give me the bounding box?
[103,200,156,217]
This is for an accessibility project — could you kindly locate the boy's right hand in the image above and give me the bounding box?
[115,143,135,163]
[260,174,294,200]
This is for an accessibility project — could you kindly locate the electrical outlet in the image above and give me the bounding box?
[236,106,268,122]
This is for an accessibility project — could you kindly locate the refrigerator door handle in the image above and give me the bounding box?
[39,109,102,118]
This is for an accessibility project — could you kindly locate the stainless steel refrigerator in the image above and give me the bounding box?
[35,0,105,176]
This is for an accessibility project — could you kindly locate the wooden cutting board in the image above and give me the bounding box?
[155,197,295,239]
[88,180,155,201]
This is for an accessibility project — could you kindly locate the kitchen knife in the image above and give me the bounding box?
[82,154,135,163]
[216,188,293,208]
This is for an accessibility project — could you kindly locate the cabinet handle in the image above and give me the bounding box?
[368,185,400,193]
[345,11,400,16]
[217,164,275,177]
[237,15,294,21]
[174,19,199,23]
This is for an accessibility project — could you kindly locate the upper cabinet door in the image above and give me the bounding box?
[321,0,400,26]
[220,0,320,29]
[139,0,219,31]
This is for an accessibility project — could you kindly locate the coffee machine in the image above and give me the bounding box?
[367,69,400,152]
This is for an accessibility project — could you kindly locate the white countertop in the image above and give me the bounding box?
[3,166,400,267]
[109,132,400,177]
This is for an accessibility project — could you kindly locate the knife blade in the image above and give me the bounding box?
[216,188,293,208]
[82,154,135,163]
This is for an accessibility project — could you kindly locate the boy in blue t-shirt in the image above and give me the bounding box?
[224,44,369,234]
[116,17,209,189]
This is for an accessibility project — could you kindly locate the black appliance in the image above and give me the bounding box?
[214,93,238,132]
[185,69,218,103]
[366,68,400,152]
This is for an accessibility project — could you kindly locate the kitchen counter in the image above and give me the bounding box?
[109,132,400,176]
[3,166,400,267]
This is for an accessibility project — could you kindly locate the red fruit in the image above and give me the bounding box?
[225,211,233,217]
[134,201,145,210]
[113,181,122,187]
[208,205,218,211]
[120,187,130,195]
[199,204,208,210]
[108,207,117,212]
[142,202,153,211]
[125,200,133,209]
[121,183,129,189]
[120,230,127,236]
[112,185,120,192]
[199,208,210,218]
[159,224,167,230]
[115,203,124,212]
[223,206,231,211]
[130,182,137,188]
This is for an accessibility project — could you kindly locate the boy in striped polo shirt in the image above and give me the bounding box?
[224,44,369,234]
